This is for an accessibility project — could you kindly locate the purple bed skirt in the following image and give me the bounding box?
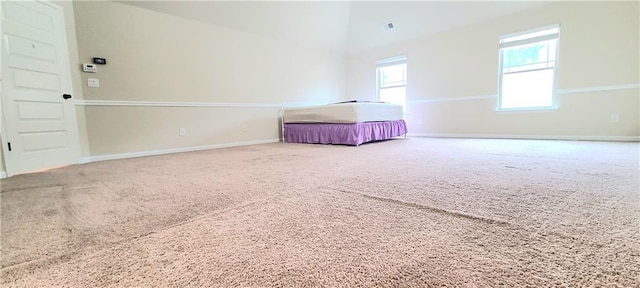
[284,120,407,146]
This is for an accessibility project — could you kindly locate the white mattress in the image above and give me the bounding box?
[283,102,403,123]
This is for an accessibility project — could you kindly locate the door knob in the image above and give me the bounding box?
[63,94,72,99]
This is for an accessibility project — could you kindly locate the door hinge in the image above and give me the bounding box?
[8,142,11,151]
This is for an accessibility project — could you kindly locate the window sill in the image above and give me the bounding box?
[495,106,558,113]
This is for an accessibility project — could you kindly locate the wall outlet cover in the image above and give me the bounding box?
[87,78,100,88]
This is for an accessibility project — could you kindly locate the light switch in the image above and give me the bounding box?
[87,78,100,88]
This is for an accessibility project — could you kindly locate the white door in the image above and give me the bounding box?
[1,0,80,176]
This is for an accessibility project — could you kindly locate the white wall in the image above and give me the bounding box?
[347,2,639,140]
[73,1,346,157]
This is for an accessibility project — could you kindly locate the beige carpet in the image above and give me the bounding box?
[1,138,638,287]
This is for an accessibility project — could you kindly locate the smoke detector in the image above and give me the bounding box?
[384,22,394,30]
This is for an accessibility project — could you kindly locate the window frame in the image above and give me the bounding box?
[497,25,560,112]
[376,55,407,112]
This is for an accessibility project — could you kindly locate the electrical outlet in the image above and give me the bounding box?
[241,124,248,133]
[179,128,186,136]
[610,114,620,123]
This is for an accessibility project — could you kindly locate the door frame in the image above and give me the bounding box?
[0,0,82,177]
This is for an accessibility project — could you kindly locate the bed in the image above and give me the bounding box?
[282,101,408,146]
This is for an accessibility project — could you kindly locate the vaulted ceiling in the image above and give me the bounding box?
[120,1,547,55]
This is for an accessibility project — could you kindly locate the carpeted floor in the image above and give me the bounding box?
[1,138,638,287]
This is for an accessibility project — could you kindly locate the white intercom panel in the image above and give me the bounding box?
[82,63,97,73]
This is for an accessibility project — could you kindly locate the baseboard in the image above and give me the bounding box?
[407,133,640,142]
[0,171,6,179]
[79,139,280,163]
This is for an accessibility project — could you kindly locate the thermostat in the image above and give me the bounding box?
[92,57,107,65]
[82,63,97,73]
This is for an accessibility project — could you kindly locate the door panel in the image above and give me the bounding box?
[13,69,61,90]
[6,35,57,62]
[21,131,67,152]
[2,1,55,33]
[17,101,64,119]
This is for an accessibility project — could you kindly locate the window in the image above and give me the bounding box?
[498,25,560,110]
[377,55,407,111]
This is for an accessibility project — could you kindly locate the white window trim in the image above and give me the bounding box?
[376,55,407,113]
[376,55,407,67]
[497,25,560,112]
[500,24,560,46]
